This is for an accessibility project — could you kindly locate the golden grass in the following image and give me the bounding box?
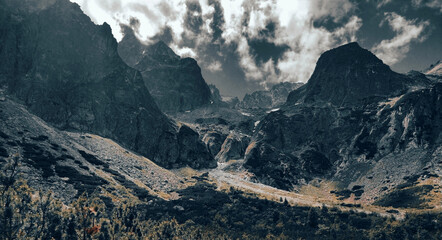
[245,141,256,155]
[416,177,442,211]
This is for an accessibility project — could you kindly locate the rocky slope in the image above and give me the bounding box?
[118,26,213,113]
[239,82,303,109]
[243,42,441,204]
[0,0,214,169]
[0,97,185,202]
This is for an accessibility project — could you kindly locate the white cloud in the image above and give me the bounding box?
[376,0,392,8]
[412,0,442,13]
[70,0,186,42]
[207,61,223,72]
[372,12,429,65]
[237,37,264,80]
[170,45,197,58]
[222,0,360,83]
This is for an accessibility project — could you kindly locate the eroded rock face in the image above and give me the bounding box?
[202,131,227,157]
[0,0,215,169]
[177,125,217,169]
[216,133,250,163]
[118,27,212,113]
[244,43,441,200]
[244,142,300,188]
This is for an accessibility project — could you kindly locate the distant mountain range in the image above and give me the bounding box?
[238,82,304,109]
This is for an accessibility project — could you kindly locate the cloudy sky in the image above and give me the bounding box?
[71,0,441,97]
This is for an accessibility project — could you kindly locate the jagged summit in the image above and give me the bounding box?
[134,41,181,71]
[287,42,420,106]
[144,41,180,61]
[316,42,384,69]
[119,27,179,68]
[118,26,213,113]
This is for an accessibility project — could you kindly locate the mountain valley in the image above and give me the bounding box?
[0,0,441,239]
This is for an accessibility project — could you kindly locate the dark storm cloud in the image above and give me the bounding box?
[119,17,140,37]
[129,17,140,30]
[127,3,159,23]
[248,39,290,65]
[257,21,277,39]
[200,42,266,97]
[157,1,176,20]
[120,16,174,45]
[184,0,203,34]
[350,0,441,71]
[245,20,290,66]
[150,25,174,45]
[208,0,225,43]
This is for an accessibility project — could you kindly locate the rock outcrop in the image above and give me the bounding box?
[216,133,250,163]
[118,27,213,113]
[0,0,215,169]
[202,131,227,158]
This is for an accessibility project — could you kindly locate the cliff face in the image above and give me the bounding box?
[118,27,213,113]
[0,0,215,169]
[243,43,441,201]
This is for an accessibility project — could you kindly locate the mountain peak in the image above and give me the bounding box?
[118,28,212,113]
[145,41,180,61]
[317,42,384,69]
[287,42,414,106]
[338,41,360,48]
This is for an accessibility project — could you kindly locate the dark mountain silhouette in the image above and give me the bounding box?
[118,26,213,113]
[287,42,427,106]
